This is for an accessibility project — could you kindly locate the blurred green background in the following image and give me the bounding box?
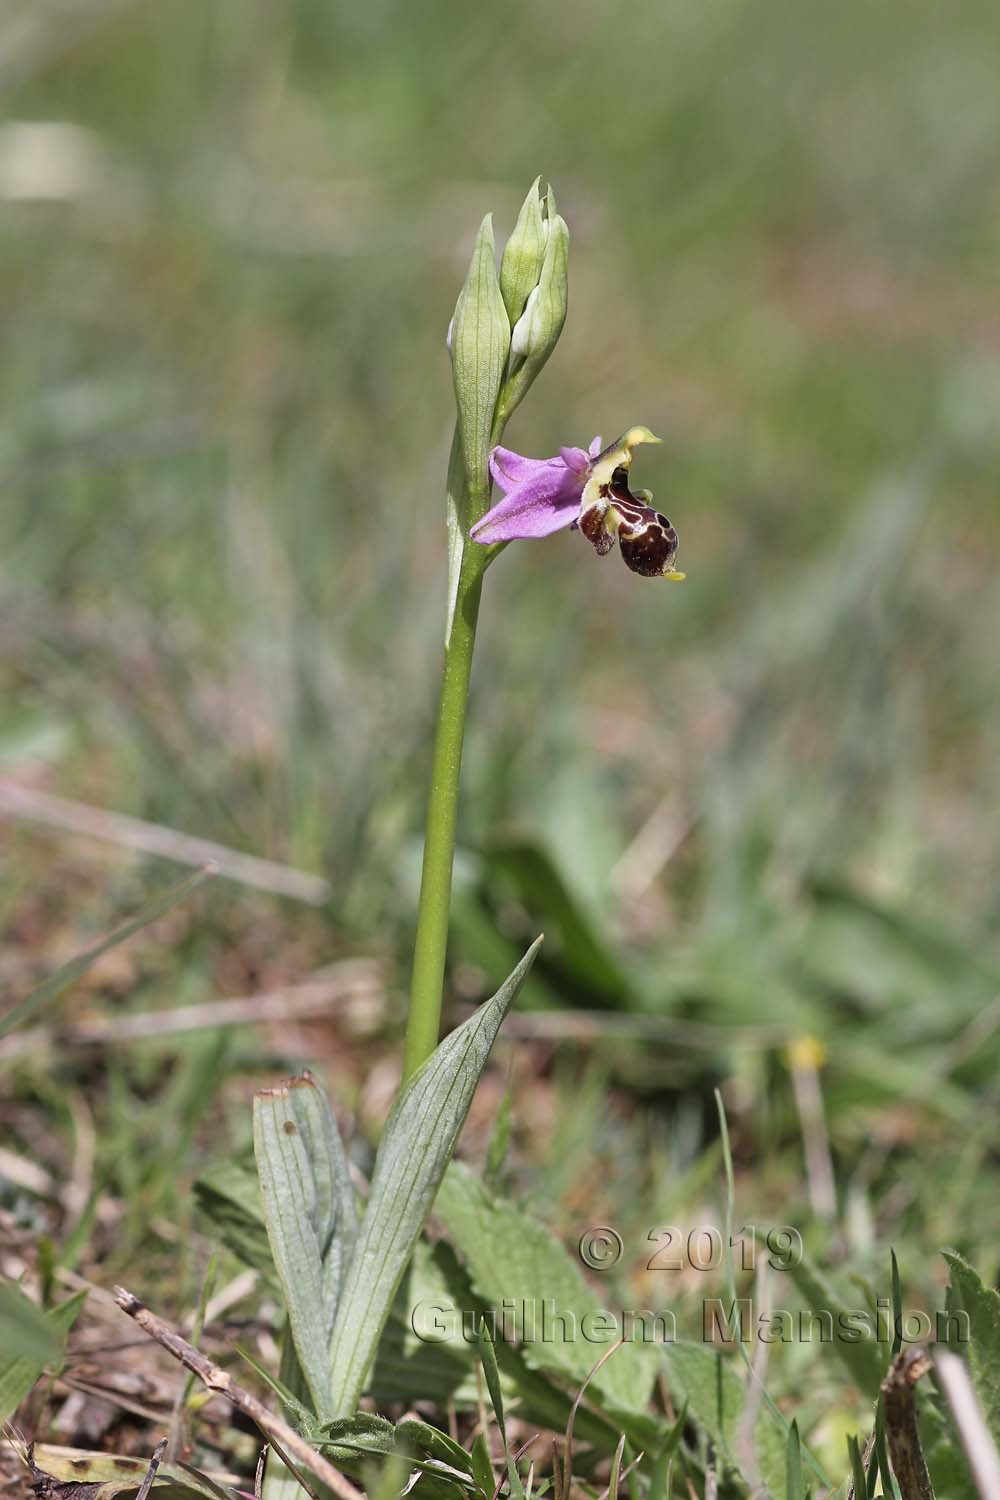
[3,0,1000,1372]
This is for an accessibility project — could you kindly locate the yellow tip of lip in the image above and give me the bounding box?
[662,569,686,581]
[624,425,662,448]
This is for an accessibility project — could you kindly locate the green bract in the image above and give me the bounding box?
[448,214,510,507]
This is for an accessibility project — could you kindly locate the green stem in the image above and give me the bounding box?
[402,541,487,1081]
[402,388,516,1083]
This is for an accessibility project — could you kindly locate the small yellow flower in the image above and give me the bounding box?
[786,1035,828,1071]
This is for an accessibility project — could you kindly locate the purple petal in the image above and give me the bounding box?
[559,446,590,475]
[489,446,564,492]
[588,435,603,457]
[471,466,584,543]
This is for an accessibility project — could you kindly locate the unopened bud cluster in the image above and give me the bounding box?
[448,179,569,511]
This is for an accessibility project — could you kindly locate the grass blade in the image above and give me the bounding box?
[479,1319,525,1500]
[848,1434,869,1500]
[786,1419,804,1500]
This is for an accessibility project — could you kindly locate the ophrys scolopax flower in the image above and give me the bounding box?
[470,426,684,578]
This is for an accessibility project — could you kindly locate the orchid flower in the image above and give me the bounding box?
[470,426,685,579]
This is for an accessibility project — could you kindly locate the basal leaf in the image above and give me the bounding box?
[326,939,541,1417]
[253,1071,358,1419]
[434,1159,657,1420]
[376,1231,628,1454]
[369,1239,477,1407]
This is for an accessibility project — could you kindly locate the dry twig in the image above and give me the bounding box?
[0,960,386,1062]
[134,1439,167,1500]
[112,1285,362,1500]
[0,779,330,905]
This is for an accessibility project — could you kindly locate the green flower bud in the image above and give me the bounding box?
[449,214,510,503]
[499,177,547,327]
[498,208,569,426]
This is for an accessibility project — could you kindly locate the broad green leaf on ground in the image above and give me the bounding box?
[253,1071,358,1419]
[0,1290,86,1421]
[373,1231,629,1453]
[434,1159,657,1420]
[24,1443,244,1500]
[193,1156,275,1281]
[494,1330,636,1451]
[942,1250,1000,1442]
[326,939,541,1418]
[757,1234,884,1399]
[661,1342,787,1498]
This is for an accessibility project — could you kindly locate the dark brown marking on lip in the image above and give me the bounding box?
[579,502,615,556]
[618,514,679,576]
[608,475,679,577]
